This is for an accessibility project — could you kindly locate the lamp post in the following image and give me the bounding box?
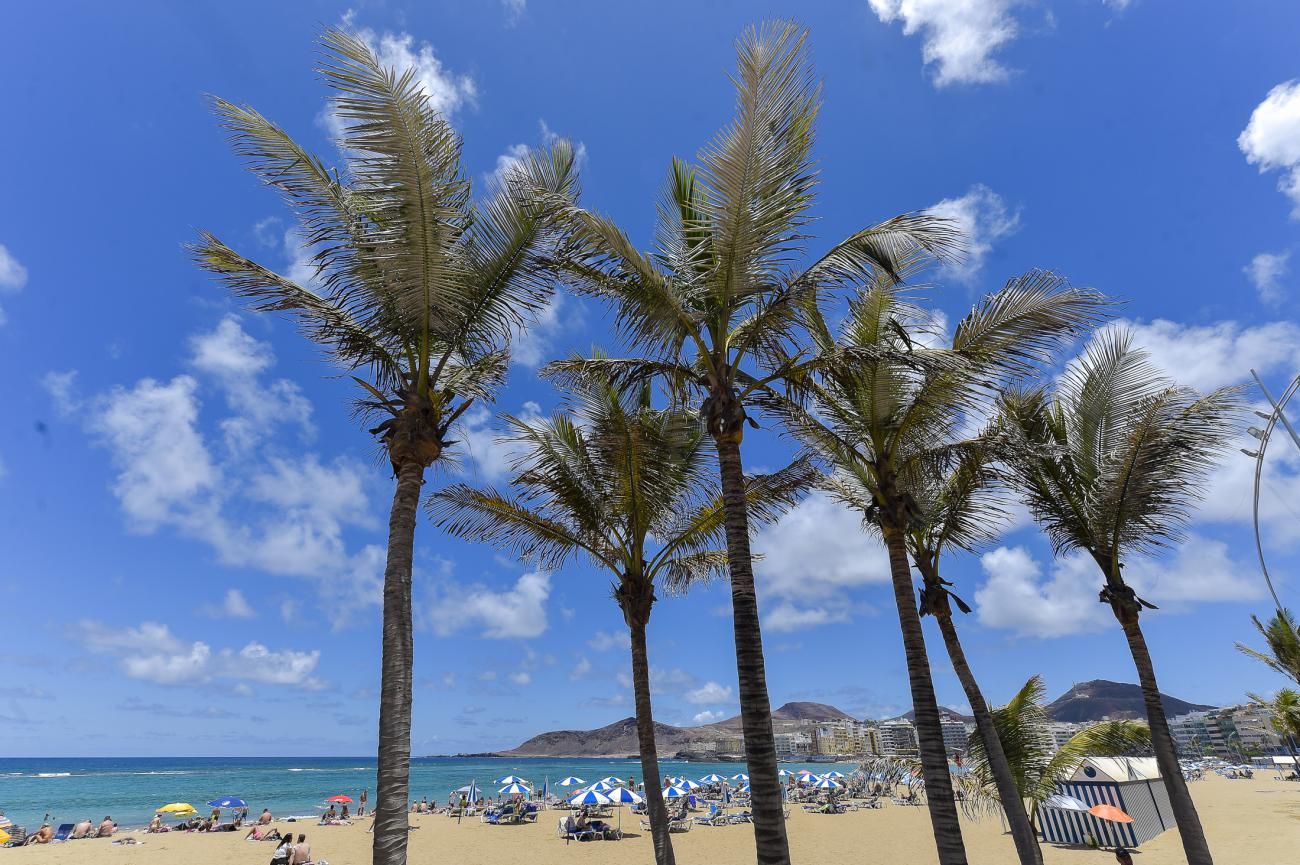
[1242,369,1300,612]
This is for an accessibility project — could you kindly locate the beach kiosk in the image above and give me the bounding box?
[1039,757,1175,848]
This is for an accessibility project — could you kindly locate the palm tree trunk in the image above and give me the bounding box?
[933,608,1043,865]
[715,435,790,865]
[373,459,422,865]
[1118,612,1213,865]
[883,528,968,865]
[628,615,676,865]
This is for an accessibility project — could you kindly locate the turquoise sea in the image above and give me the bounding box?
[0,756,860,832]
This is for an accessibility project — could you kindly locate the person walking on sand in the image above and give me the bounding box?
[359,788,367,817]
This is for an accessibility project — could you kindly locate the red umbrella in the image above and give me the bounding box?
[326,795,353,804]
[1088,803,1133,823]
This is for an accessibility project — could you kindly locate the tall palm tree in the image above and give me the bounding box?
[1237,609,1300,685]
[539,22,958,864]
[998,330,1243,865]
[960,675,1151,824]
[430,376,811,865]
[1246,689,1300,773]
[191,29,579,865]
[776,270,1106,865]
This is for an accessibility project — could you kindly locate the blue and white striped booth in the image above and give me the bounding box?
[1040,757,1174,848]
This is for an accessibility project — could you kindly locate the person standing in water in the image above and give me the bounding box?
[359,788,368,817]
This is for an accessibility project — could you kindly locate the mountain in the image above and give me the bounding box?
[1046,680,1215,723]
[891,706,975,723]
[498,717,698,758]
[712,701,856,728]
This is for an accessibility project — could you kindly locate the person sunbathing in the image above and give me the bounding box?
[245,826,281,841]
[72,818,94,839]
[97,816,117,837]
[147,814,163,833]
[258,808,273,825]
[24,825,54,845]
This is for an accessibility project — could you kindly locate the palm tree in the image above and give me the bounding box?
[539,22,958,864]
[429,376,811,865]
[960,675,1151,826]
[778,271,1106,865]
[191,30,579,865]
[1237,609,1300,685]
[1246,689,1300,774]
[998,330,1243,865]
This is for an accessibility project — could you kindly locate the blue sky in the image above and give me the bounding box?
[3,0,1300,757]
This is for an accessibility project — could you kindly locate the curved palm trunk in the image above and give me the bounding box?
[373,460,422,865]
[932,606,1043,865]
[628,615,676,865]
[1117,612,1214,865]
[715,436,790,865]
[883,529,968,865]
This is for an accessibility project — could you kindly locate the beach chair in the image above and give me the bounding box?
[557,816,596,842]
[693,803,726,827]
[52,824,74,841]
[667,816,693,833]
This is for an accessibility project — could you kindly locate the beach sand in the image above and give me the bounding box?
[6,774,1294,864]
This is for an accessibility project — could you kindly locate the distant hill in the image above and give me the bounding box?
[1046,680,1214,723]
[891,707,975,723]
[713,701,856,728]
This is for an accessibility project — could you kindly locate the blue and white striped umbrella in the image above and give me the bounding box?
[496,775,527,785]
[735,783,751,794]
[591,781,616,792]
[777,769,791,777]
[558,777,585,786]
[568,789,611,806]
[605,787,643,804]
[662,786,690,798]
[731,773,749,781]
[599,776,624,785]
[699,774,725,783]
[824,771,846,779]
[499,782,530,796]
[813,778,841,789]
[665,776,685,785]
[677,779,701,790]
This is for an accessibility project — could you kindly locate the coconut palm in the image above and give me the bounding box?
[1237,609,1300,686]
[191,29,579,865]
[429,376,811,865]
[776,271,1106,865]
[538,22,958,864]
[960,675,1151,825]
[998,331,1243,865]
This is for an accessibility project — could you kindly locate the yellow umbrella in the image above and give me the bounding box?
[0,829,10,845]
[157,803,198,815]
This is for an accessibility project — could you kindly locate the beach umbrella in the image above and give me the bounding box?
[495,775,527,785]
[591,781,616,792]
[325,795,353,804]
[1044,794,1090,812]
[0,830,8,845]
[604,786,643,832]
[499,782,530,796]
[157,803,197,815]
[568,789,611,806]
[735,784,750,794]
[700,773,725,783]
[207,797,246,809]
[731,773,749,781]
[677,778,702,790]
[824,771,846,779]
[813,778,841,789]
[662,785,690,798]
[558,776,585,786]
[777,769,791,778]
[1088,804,1133,824]
[599,776,624,785]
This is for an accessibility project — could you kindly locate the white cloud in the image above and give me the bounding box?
[974,546,1108,638]
[925,184,1020,284]
[502,0,526,25]
[1244,251,1290,306]
[765,602,853,633]
[0,243,28,325]
[489,120,587,188]
[208,589,256,620]
[692,710,726,724]
[511,292,579,369]
[458,401,544,481]
[753,492,890,600]
[78,620,324,689]
[569,656,592,680]
[868,0,1024,87]
[1093,317,1300,392]
[587,630,630,652]
[428,570,551,639]
[1239,80,1300,217]
[1123,535,1265,605]
[509,671,532,686]
[321,18,476,141]
[1102,0,1132,10]
[685,681,733,705]
[41,370,80,415]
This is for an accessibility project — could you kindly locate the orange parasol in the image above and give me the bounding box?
[1088,803,1133,823]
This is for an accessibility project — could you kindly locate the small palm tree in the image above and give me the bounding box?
[539,22,957,864]
[1246,689,1300,772]
[192,30,579,865]
[779,271,1105,865]
[960,675,1151,825]
[1237,609,1300,685]
[999,331,1243,865]
[430,376,811,865]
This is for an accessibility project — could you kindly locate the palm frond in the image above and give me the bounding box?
[1236,609,1300,686]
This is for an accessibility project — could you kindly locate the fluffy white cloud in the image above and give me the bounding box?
[868,0,1023,87]
[692,710,726,724]
[974,546,1109,638]
[588,630,630,652]
[458,401,544,481]
[752,492,890,600]
[428,570,551,639]
[1123,535,1265,605]
[1094,317,1300,391]
[78,620,325,689]
[685,681,733,705]
[765,602,853,633]
[208,589,256,620]
[0,242,28,326]
[1244,251,1290,306]
[1239,80,1300,216]
[321,17,476,141]
[925,184,1020,284]
[41,370,80,415]
[511,291,580,369]
[1102,0,1132,10]
[489,120,587,189]
[569,656,593,680]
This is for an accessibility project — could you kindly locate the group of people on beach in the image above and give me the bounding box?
[22,816,115,844]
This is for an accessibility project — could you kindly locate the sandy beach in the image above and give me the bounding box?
[5,774,1293,865]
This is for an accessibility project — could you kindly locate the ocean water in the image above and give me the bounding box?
[0,756,860,832]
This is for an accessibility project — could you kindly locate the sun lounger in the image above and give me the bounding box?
[668,816,693,833]
[558,816,597,841]
[52,824,74,841]
[693,804,727,826]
